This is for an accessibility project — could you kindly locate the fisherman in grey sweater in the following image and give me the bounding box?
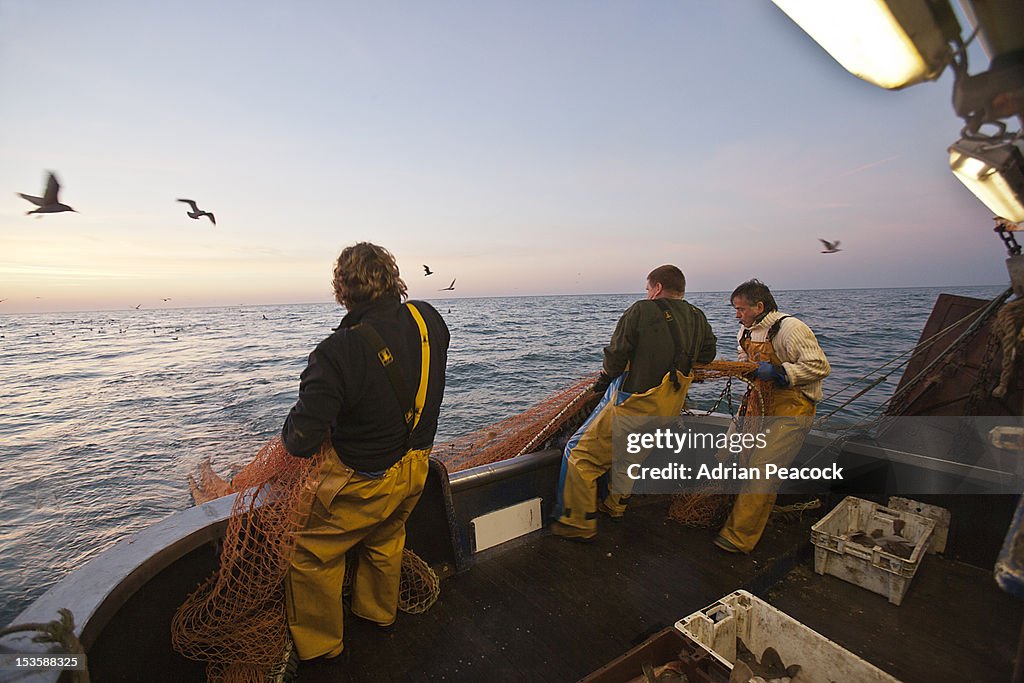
[715,279,830,554]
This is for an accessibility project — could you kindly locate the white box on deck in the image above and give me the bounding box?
[676,590,899,683]
[811,496,936,605]
[887,496,950,554]
[471,497,543,552]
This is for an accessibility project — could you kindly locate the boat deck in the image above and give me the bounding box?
[299,494,1024,682]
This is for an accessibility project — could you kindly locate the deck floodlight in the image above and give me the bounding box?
[771,0,956,90]
[949,138,1024,223]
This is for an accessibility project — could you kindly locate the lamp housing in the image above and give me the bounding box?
[771,0,957,90]
[949,137,1024,223]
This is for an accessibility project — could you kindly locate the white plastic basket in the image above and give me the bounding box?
[887,496,950,554]
[811,496,935,605]
[676,590,899,683]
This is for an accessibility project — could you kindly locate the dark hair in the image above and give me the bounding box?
[647,265,685,296]
[332,242,407,307]
[730,279,777,312]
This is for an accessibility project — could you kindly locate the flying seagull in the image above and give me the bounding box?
[162,298,172,302]
[439,279,456,291]
[818,239,841,254]
[177,199,216,225]
[423,265,433,276]
[134,304,142,310]
[17,171,77,215]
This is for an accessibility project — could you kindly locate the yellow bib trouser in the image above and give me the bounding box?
[286,446,430,660]
[558,371,693,533]
[718,326,816,554]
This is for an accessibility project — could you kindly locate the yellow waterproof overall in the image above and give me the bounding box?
[557,370,693,533]
[286,301,434,660]
[717,334,815,553]
[286,446,430,659]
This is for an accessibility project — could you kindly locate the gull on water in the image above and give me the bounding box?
[17,171,76,215]
[177,199,216,225]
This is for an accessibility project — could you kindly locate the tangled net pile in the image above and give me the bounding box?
[338,548,440,614]
[172,437,325,683]
[738,377,774,421]
[432,373,600,472]
[397,549,441,614]
[693,360,758,383]
[668,484,734,528]
[173,361,758,681]
[667,364,773,527]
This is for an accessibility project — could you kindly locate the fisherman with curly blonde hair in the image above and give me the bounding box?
[282,242,449,660]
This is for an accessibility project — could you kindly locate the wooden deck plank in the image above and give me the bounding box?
[765,559,1024,683]
[302,496,816,681]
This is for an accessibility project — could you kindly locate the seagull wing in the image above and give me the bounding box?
[204,212,216,225]
[43,172,60,205]
[177,198,200,212]
[449,279,456,289]
[17,193,45,207]
[818,239,831,249]
[833,240,840,248]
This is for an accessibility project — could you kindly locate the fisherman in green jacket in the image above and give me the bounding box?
[552,264,717,541]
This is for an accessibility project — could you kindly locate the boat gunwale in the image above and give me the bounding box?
[3,412,1021,680]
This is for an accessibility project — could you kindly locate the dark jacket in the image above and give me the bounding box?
[603,298,717,394]
[282,297,449,472]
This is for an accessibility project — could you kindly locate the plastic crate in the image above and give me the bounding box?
[811,496,935,605]
[676,590,899,683]
[887,496,950,554]
[579,627,730,683]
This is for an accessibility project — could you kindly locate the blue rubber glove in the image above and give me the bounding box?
[754,361,789,387]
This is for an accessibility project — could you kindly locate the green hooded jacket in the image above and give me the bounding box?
[603,298,717,394]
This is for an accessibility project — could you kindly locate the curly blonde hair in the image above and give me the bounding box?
[332,242,408,307]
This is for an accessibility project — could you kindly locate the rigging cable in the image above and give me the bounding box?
[800,287,1014,469]
[815,300,993,423]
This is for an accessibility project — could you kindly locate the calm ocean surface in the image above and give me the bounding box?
[0,285,1004,625]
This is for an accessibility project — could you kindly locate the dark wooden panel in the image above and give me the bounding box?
[889,293,1021,416]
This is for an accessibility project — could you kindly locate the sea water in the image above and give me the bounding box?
[0,285,1004,625]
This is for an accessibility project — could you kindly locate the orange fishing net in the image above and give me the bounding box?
[172,437,325,683]
[694,360,757,382]
[432,373,601,472]
[174,362,758,681]
[668,485,734,528]
[668,364,769,527]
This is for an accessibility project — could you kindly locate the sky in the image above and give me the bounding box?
[0,1,1011,313]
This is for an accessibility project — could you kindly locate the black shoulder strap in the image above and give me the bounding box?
[679,307,704,374]
[768,315,791,342]
[353,323,415,435]
[653,299,695,391]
